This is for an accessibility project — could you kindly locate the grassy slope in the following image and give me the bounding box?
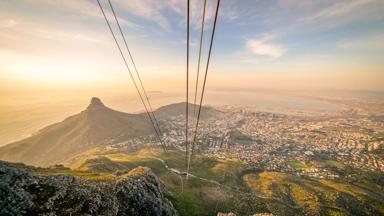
[60,147,247,215]
[48,147,383,216]
[243,171,384,216]
[287,161,311,169]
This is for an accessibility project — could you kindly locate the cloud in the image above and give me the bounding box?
[0,15,106,44]
[181,38,198,47]
[188,0,239,30]
[277,0,316,8]
[35,28,103,43]
[15,0,237,33]
[0,16,109,56]
[0,19,18,28]
[114,0,200,31]
[246,35,285,59]
[300,0,373,22]
[115,0,238,31]
[114,0,177,31]
[337,34,384,49]
[23,0,136,28]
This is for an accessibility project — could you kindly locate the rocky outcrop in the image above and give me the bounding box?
[217,213,273,216]
[217,213,237,216]
[87,97,106,109]
[0,161,178,216]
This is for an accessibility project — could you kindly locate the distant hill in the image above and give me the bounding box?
[154,102,222,119]
[0,98,219,166]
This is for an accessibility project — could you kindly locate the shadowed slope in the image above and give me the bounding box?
[0,97,155,166]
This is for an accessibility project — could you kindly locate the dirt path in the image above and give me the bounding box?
[150,156,301,210]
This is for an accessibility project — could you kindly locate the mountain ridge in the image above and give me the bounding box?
[0,97,157,166]
[0,97,219,166]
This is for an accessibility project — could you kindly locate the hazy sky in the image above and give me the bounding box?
[1,0,384,98]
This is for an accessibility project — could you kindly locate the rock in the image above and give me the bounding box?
[87,97,106,109]
[217,213,237,216]
[0,161,178,216]
[48,164,70,170]
[217,212,273,216]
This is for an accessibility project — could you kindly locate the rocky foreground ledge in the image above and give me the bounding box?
[0,161,178,216]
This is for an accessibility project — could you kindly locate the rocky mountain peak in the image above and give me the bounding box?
[87,97,106,109]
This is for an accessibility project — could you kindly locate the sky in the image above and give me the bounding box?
[1,0,384,100]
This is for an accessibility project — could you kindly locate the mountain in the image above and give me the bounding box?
[0,97,155,166]
[0,98,221,167]
[0,160,178,216]
[154,102,222,119]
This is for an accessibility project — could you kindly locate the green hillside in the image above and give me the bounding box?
[58,146,384,216]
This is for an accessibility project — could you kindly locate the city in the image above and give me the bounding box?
[106,100,384,182]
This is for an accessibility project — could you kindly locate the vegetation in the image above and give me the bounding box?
[287,161,310,169]
[32,146,384,216]
[322,160,345,169]
[229,130,254,143]
[375,131,384,138]
[242,171,384,216]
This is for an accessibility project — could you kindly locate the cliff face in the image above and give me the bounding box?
[0,161,178,216]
